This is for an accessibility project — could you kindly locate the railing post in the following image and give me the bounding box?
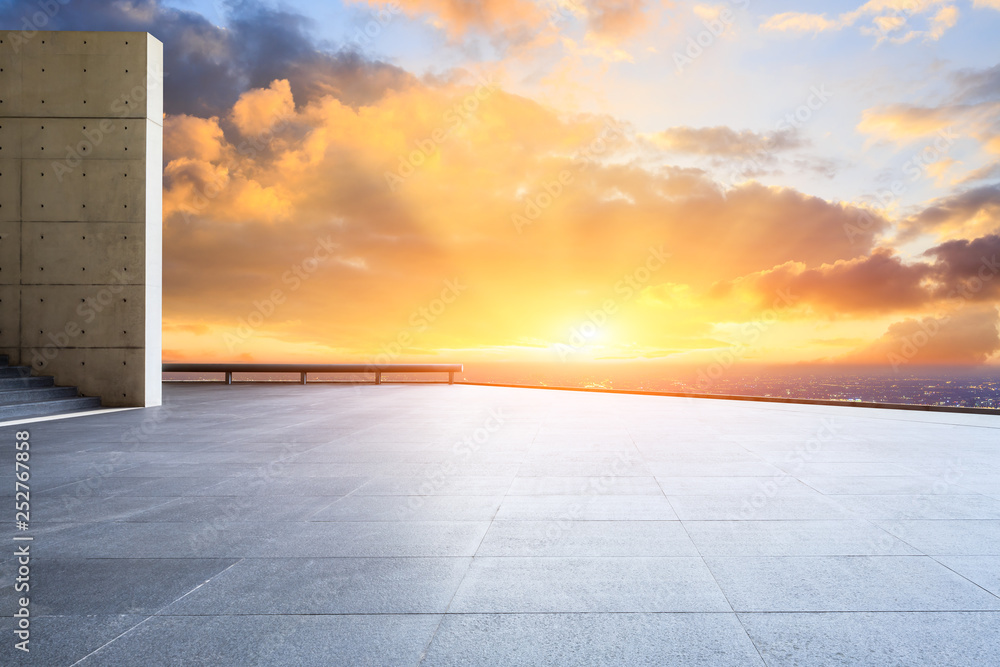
[225,371,232,385]
[449,371,454,384]
[375,371,381,385]
[300,372,308,385]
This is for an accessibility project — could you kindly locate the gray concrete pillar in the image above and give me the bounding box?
[0,31,163,407]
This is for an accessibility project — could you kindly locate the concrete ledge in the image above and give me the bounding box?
[456,381,1000,416]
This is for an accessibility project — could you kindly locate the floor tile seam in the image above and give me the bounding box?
[671,400,1000,431]
[22,609,1000,619]
[298,477,383,520]
[925,554,1000,602]
[64,558,246,665]
[75,552,992,559]
[27,467,149,495]
[659,479,741,621]
[415,413,543,664]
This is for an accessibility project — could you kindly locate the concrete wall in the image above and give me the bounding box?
[0,31,162,407]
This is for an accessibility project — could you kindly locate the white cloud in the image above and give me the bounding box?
[761,0,961,44]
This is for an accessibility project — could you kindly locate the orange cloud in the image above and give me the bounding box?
[585,0,651,39]
[712,249,935,316]
[857,104,957,141]
[348,0,545,39]
[231,79,296,137]
[843,307,1000,366]
[161,74,993,365]
[164,115,226,163]
[347,0,654,45]
[899,184,1000,240]
[650,126,803,157]
[708,232,1000,320]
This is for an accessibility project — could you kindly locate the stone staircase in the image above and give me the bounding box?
[0,355,102,421]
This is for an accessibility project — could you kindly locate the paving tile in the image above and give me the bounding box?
[268,462,522,477]
[667,495,854,520]
[162,557,470,614]
[351,476,513,496]
[20,521,284,558]
[30,495,179,523]
[0,559,239,615]
[421,613,766,666]
[496,495,678,520]
[646,461,783,477]
[773,462,919,476]
[188,477,370,497]
[706,556,1000,611]
[261,521,492,557]
[874,519,1000,555]
[655,476,819,496]
[515,461,653,477]
[75,614,441,666]
[476,520,699,557]
[309,495,503,521]
[934,555,1000,596]
[36,520,488,558]
[800,476,975,495]
[739,612,1000,667]
[507,476,663,495]
[0,615,145,666]
[834,494,1000,520]
[448,557,731,612]
[684,520,919,556]
[124,495,334,523]
[5,383,1000,665]
[34,477,176,497]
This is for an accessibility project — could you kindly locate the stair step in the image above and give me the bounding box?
[0,354,8,366]
[0,376,55,390]
[0,366,33,378]
[0,397,103,421]
[0,386,81,406]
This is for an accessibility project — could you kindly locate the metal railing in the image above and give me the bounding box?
[162,363,463,385]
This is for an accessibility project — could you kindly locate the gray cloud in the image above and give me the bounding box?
[0,0,412,116]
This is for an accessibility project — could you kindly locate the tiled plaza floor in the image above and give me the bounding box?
[2,383,999,665]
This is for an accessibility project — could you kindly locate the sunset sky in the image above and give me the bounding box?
[6,0,1000,367]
